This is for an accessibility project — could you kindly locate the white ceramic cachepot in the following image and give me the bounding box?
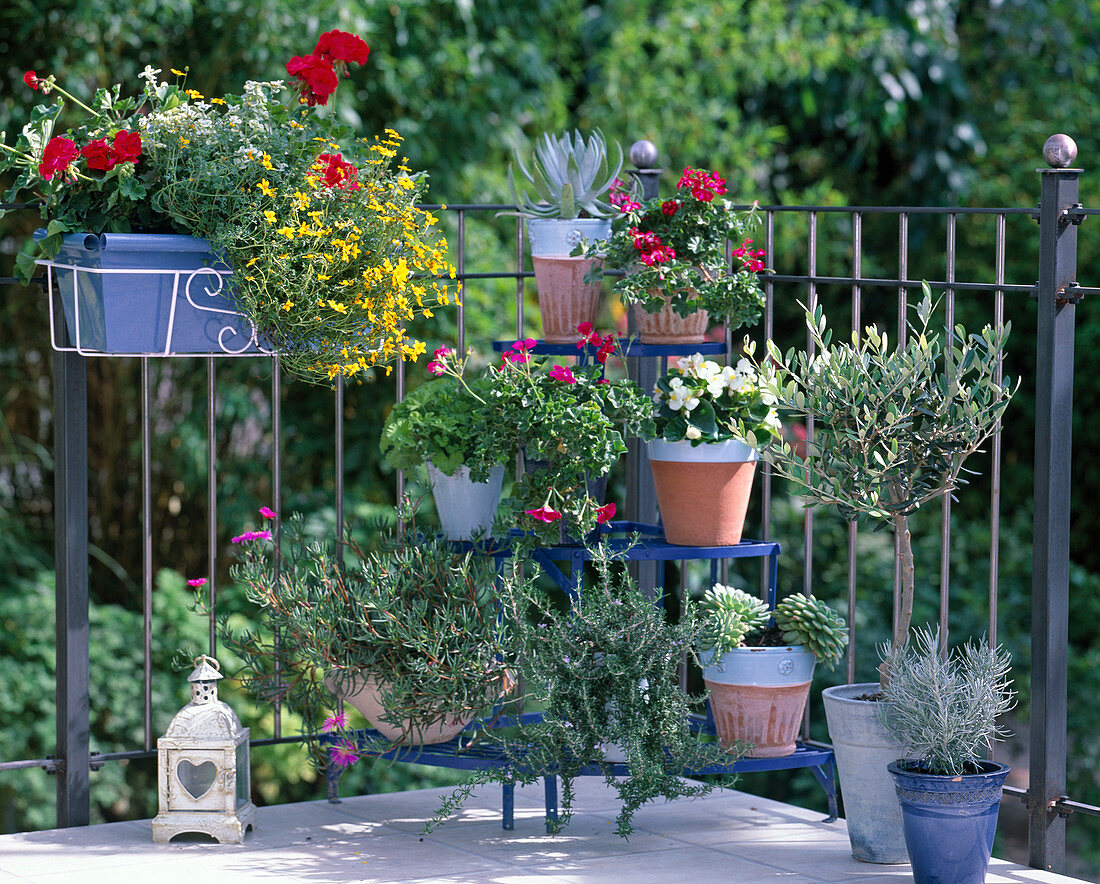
[700,645,815,757]
[526,218,611,343]
[822,683,908,863]
[426,462,505,541]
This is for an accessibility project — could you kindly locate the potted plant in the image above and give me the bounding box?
[880,627,1015,884]
[647,352,781,546]
[744,285,1015,862]
[698,584,847,757]
[380,352,516,540]
[431,546,744,839]
[507,130,623,342]
[586,169,767,343]
[221,506,521,752]
[427,331,655,549]
[2,34,457,380]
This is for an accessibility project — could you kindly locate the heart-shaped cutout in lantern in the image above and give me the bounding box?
[177,759,218,800]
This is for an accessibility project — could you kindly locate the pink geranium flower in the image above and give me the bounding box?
[525,505,562,523]
[549,365,576,384]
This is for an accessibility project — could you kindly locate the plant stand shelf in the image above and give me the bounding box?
[326,524,837,830]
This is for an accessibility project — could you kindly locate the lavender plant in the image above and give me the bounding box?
[878,626,1015,776]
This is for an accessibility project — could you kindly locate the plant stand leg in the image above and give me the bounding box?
[544,776,558,832]
[809,762,838,822]
[502,782,514,831]
[325,764,343,804]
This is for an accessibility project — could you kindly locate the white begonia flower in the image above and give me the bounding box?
[765,409,782,432]
[706,373,727,397]
[677,353,707,376]
[669,385,700,412]
[685,425,703,440]
[735,357,755,376]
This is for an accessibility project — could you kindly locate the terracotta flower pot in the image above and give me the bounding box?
[647,438,757,546]
[701,645,815,757]
[326,672,476,746]
[631,298,709,344]
[532,256,603,343]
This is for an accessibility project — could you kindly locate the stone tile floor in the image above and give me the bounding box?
[0,779,1085,883]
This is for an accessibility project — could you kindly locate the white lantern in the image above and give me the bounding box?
[152,655,257,843]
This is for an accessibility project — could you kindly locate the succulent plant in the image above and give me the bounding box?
[507,129,624,220]
[773,594,848,669]
[699,584,770,656]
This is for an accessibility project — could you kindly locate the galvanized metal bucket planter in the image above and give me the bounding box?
[822,683,908,863]
[426,462,505,541]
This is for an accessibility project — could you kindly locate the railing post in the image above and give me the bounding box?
[625,140,660,598]
[1029,133,1079,873]
[53,343,90,827]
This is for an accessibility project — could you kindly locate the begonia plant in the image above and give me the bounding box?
[2,31,458,385]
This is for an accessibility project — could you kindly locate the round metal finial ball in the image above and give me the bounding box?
[629,140,659,169]
[1043,134,1078,168]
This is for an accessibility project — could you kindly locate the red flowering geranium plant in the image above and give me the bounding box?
[1,31,458,385]
[426,327,655,548]
[587,168,768,328]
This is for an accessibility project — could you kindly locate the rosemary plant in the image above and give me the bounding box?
[878,626,1015,776]
[432,546,742,839]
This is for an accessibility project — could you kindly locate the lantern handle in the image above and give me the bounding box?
[193,654,221,672]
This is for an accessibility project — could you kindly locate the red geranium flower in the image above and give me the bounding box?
[39,136,78,180]
[596,502,616,524]
[661,199,679,216]
[314,30,370,66]
[24,71,39,90]
[286,54,339,106]
[317,152,359,189]
[112,130,142,164]
[549,365,577,384]
[81,138,116,171]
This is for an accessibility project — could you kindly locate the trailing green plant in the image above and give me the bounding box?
[698,583,847,668]
[218,503,523,768]
[507,129,623,220]
[431,545,743,839]
[745,285,1015,684]
[379,374,513,480]
[878,626,1015,776]
[586,170,767,325]
[651,352,780,445]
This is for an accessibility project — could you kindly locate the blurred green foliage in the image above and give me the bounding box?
[2,0,1100,875]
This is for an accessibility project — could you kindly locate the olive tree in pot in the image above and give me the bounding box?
[744,285,1015,862]
[698,585,847,757]
[880,627,1015,884]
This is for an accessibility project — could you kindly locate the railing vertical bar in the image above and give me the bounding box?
[804,211,817,602]
[456,208,467,356]
[207,357,217,657]
[142,358,153,751]
[990,214,1006,647]
[761,210,775,555]
[940,214,957,651]
[515,215,525,339]
[53,344,89,827]
[335,376,345,568]
[847,213,861,685]
[894,214,909,641]
[272,356,282,740]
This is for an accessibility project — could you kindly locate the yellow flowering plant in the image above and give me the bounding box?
[2,31,457,384]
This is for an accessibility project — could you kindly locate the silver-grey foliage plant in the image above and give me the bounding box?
[878,626,1014,776]
[745,284,1016,683]
[507,129,624,219]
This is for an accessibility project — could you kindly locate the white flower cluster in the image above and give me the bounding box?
[655,355,759,413]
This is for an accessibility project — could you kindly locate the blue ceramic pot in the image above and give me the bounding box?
[888,759,1009,884]
[40,232,261,355]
